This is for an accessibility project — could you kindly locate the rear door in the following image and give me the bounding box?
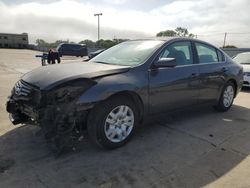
[148,41,200,114]
[194,42,227,103]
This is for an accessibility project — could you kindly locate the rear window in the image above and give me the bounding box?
[195,43,219,64]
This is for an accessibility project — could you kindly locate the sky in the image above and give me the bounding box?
[0,0,250,47]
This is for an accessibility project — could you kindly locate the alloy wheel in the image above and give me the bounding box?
[223,85,234,108]
[104,105,134,143]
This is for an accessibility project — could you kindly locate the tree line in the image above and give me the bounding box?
[156,27,195,38]
[35,38,128,49]
[38,27,238,49]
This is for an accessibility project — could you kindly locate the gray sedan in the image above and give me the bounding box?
[6,38,244,151]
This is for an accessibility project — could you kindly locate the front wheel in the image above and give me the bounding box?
[87,96,138,149]
[214,82,235,112]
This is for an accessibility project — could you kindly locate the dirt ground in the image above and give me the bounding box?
[0,49,250,188]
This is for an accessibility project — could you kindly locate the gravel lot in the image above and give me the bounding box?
[0,49,250,188]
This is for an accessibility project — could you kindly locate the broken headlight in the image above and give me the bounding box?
[47,79,96,104]
[54,86,85,103]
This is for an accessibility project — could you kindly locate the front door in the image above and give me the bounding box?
[149,41,200,114]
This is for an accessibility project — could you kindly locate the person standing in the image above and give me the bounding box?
[47,49,61,64]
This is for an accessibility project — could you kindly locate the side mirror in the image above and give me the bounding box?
[154,58,177,68]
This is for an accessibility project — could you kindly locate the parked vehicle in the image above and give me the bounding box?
[6,38,243,151]
[233,52,250,87]
[56,43,88,57]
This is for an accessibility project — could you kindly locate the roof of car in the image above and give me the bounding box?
[127,37,223,50]
[58,43,86,46]
[129,37,210,44]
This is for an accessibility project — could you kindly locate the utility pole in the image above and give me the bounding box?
[94,13,103,44]
[223,32,227,47]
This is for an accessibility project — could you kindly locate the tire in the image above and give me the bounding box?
[214,81,235,112]
[87,96,138,149]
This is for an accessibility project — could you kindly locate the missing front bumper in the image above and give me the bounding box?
[8,113,26,125]
[6,100,32,125]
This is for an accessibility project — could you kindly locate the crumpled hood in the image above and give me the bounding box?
[22,62,129,90]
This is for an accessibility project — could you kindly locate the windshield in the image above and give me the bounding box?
[233,53,250,64]
[90,40,164,66]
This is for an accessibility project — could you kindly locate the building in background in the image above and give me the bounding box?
[0,33,29,49]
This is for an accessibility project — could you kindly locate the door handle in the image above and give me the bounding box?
[190,73,197,78]
[221,67,228,72]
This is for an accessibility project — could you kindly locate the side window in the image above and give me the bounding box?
[195,43,219,64]
[160,41,193,65]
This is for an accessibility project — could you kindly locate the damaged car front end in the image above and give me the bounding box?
[7,80,42,125]
[7,77,97,152]
[6,61,130,153]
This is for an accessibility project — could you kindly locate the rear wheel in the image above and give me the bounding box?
[87,96,138,149]
[214,81,235,112]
